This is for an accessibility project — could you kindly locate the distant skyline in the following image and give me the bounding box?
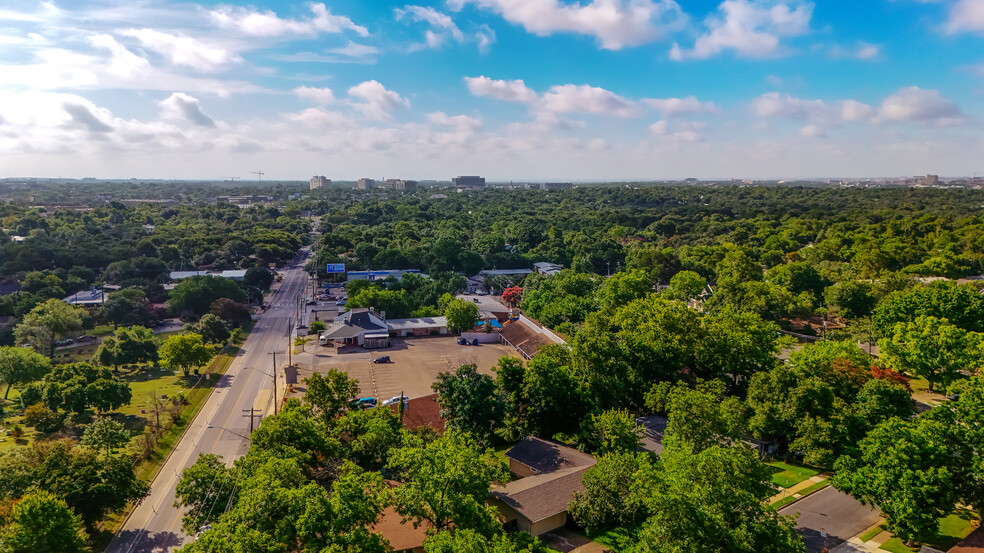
[1,0,983,180]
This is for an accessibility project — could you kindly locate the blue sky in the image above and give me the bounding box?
[0,0,982,180]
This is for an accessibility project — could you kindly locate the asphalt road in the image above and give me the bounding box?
[779,486,881,553]
[106,249,312,553]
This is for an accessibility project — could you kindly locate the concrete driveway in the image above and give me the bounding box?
[779,487,881,553]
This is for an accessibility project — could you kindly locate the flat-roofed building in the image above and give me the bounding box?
[452,175,485,187]
[357,178,375,190]
[309,176,330,189]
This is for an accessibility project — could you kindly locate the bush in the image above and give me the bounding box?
[10,424,23,438]
[22,403,64,434]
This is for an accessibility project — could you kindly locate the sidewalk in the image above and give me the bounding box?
[769,475,828,505]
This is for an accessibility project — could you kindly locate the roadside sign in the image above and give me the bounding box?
[326,263,346,274]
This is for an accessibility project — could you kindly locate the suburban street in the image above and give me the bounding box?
[106,249,312,553]
[779,486,882,553]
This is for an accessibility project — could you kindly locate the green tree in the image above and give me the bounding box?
[444,298,480,333]
[833,417,958,545]
[424,529,549,553]
[14,299,85,355]
[0,491,90,553]
[347,287,412,318]
[0,346,50,399]
[243,267,274,290]
[569,451,652,535]
[92,326,158,371]
[663,270,706,302]
[159,333,213,376]
[596,269,652,312]
[873,281,984,334]
[173,453,236,534]
[387,430,508,535]
[308,320,326,333]
[209,298,251,328]
[824,280,877,319]
[302,369,360,424]
[432,364,504,445]
[592,408,643,455]
[169,276,247,316]
[332,406,404,470]
[879,315,983,392]
[187,314,230,344]
[29,363,131,414]
[630,442,803,553]
[80,418,130,456]
[646,379,744,453]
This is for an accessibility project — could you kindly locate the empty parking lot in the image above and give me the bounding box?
[288,336,520,403]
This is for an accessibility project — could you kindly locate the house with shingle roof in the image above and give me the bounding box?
[488,437,596,537]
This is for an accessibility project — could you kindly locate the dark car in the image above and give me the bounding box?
[373,355,391,364]
[355,397,377,409]
[306,300,317,305]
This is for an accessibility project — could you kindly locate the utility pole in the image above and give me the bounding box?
[268,352,279,415]
[242,408,260,434]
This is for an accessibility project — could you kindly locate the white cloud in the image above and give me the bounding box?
[347,80,410,120]
[649,119,702,142]
[876,86,966,126]
[396,5,496,52]
[753,87,965,128]
[799,124,824,137]
[293,86,336,105]
[945,0,984,34]
[89,34,151,78]
[447,0,687,50]
[643,96,720,116]
[160,92,216,127]
[120,28,240,72]
[428,111,482,131]
[285,107,353,129]
[209,3,368,37]
[541,84,638,117]
[829,41,882,60]
[671,0,813,60]
[464,76,539,103]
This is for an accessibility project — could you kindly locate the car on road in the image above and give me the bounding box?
[296,323,307,329]
[373,355,391,364]
[53,338,74,347]
[336,299,347,305]
[306,300,317,305]
[355,397,377,409]
[382,395,409,407]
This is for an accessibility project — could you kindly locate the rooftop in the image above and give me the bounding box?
[507,437,596,474]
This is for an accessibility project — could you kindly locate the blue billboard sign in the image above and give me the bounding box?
[326,263,346,274]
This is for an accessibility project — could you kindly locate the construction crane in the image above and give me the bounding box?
[250,170,264,182]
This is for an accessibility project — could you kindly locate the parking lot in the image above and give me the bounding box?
[287,336,520,403]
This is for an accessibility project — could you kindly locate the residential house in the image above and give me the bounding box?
[488,437,596,537]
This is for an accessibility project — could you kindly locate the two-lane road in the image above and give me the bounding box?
[108,252,312,553]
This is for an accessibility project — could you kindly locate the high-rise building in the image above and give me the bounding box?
[357,178,375,190]
[310,176,330,189]
[452,176,485,187]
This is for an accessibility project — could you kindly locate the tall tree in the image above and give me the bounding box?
[14,299,85,355]
[432,364,504,445]
[80,418,131,456]
[0,346,50,399]
[302,369,361,424]
[169,276,247,316]
[833,417,958,546]
[159,333,213,376]
[879,315,983,392]
[444,298,480,333]
[92,326,158,371]
[387,430,508,535]
[0,491,90,553]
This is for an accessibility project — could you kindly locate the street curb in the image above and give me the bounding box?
[774,481,832,511]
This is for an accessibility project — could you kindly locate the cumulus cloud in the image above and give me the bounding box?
[464,76,538,103]
[877,86,966,126]
[396,5,496,52]
[121,28,240,72]
[209,3,368,37]
[63,103,114,133]
[428,111,482,131]
[541,84,638,117]
[753,87,966,128]
[347,80,410,120]
[447,0,687,50]
[643,96,720,116]
[160,92,216,127]
[671,0,813,60]
[829,41,882,60]
[293,86,336,105]
[89,34,151,77]
[649,119,703,142]
[945,0,984,34]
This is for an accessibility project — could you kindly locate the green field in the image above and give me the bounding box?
[767,461,820,489]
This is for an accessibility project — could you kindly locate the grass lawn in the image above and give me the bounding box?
[591,527,636,552]
[766,461,820,489]
[878,508,977,553]
[860,525,884,543]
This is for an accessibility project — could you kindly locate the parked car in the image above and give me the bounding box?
[373,355,391,364]
[382,395,409,407]
[75,335,95,342]
[306,300,317,305]
[336,299,347,306]
[457,337,467,345]
[296,323,307,329]
[355,397,377,409]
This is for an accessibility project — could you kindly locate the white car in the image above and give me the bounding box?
[381,395,409,407]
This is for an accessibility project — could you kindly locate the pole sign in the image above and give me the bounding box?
[326,263,346,274]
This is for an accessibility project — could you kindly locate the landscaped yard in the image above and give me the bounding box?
[591,527,636,552]
[766,460,820,488]
[878,508,978,553]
